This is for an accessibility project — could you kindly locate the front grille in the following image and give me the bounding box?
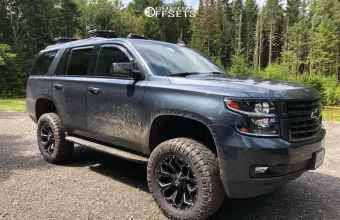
[285,98,322,141]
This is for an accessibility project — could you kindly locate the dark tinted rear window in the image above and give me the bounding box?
[31,50,59,75]
[66,48,93,76]
[55,49,71,75]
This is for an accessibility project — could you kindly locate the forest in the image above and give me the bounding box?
[0,0,340,105]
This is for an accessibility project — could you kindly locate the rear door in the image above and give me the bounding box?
[86,45,146,152]
[27,50,59,122]
[53,46,94,132]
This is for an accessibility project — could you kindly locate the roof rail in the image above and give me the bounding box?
[53,37,78,44]
[89,29,117,38]
[126,33,149,40]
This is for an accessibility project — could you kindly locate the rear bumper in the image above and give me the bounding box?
[26,98,37,123]
[213,125,326,198]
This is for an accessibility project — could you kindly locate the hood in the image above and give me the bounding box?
[168,74,320,99]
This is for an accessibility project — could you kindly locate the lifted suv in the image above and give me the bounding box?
[26,34,326,220]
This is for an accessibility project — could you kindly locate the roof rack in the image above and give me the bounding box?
[53,37,78,44]
[126,33,149,40]
[89,29,117,38]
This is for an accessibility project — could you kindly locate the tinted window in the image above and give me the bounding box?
[55,49,71,75]
[66,48,93,75]
[31,50,59,75]
[132,41,225,76]
[96,47,130,77]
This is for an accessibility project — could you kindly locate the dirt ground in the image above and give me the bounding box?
[0,110,339,220]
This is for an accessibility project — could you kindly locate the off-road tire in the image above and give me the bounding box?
[147,138,225,220]
[37,113,74,163]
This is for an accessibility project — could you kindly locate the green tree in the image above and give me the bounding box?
[231,0,243,53]
[281,0,309,74]
[161,0,191,43]
[263,0,284,64]
[253,11,264,68]
[243,0,258,65]
[229,18,250,76]
[307,17,338,75]
[286,0,300,27]
[55,0,81,37]
[188,14,205,52]
[0,44,16,65]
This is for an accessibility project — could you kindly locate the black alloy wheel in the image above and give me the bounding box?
[40,123,55,154]
[37,113,74,164]
[156,156,197,209]
[148,138,225,220]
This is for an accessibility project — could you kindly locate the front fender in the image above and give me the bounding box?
[140,83,247,154]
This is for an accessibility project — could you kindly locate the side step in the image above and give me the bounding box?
[65,136,149,163]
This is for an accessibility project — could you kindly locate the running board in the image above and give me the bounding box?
[65,136,149,163]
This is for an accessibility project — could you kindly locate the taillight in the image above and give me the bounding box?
[26,77,29,98]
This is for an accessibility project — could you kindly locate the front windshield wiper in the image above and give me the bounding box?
[168,72,200,77]
[168,72,222,77]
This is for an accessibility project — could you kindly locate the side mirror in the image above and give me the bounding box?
[110,60,141,80]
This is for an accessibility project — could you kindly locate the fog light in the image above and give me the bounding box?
[255,166,269,174]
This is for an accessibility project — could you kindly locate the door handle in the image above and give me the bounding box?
[54,84,62,90]
[88,87,100,94]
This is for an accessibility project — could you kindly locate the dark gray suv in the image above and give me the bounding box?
[26,34,326,220]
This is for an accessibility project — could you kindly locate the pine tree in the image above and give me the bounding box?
[286,0,300,27]
[308,17,338,75]
[243,0,258,65]
[281,0,309,74]
[263,0,284,64]
[217,0,233,68]
[231,0,243,53]
[229,13,250,76]
[253,11,264,68]
[55,0,81,37]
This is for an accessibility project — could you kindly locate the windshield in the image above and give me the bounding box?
[132,41,226,76]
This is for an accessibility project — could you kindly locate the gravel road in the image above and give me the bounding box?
[0,110,339,220]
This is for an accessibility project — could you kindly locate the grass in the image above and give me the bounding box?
[322,106,340,122]
[0,99,26,112]
[0,99,339,122]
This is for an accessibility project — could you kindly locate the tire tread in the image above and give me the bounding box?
[37,113,73,163]
[147,138,225,220]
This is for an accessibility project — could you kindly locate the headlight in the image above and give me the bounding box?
[224,98,279,136]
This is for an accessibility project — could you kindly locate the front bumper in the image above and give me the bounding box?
[213,125,326,198]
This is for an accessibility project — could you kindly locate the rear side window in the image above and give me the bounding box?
[31,50,59,75]
[55,49,71,75]
[66,48,93,76]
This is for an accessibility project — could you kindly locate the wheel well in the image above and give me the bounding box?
[35,99,57,120]
[149,115,216,154]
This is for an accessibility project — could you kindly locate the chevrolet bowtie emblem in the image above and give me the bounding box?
[310,109,319,119]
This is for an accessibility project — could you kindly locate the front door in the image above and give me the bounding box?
[86,45,146,152]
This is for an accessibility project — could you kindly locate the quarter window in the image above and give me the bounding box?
[96,47,130,77]
[31,50,59,75]
[66,48,93,75]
